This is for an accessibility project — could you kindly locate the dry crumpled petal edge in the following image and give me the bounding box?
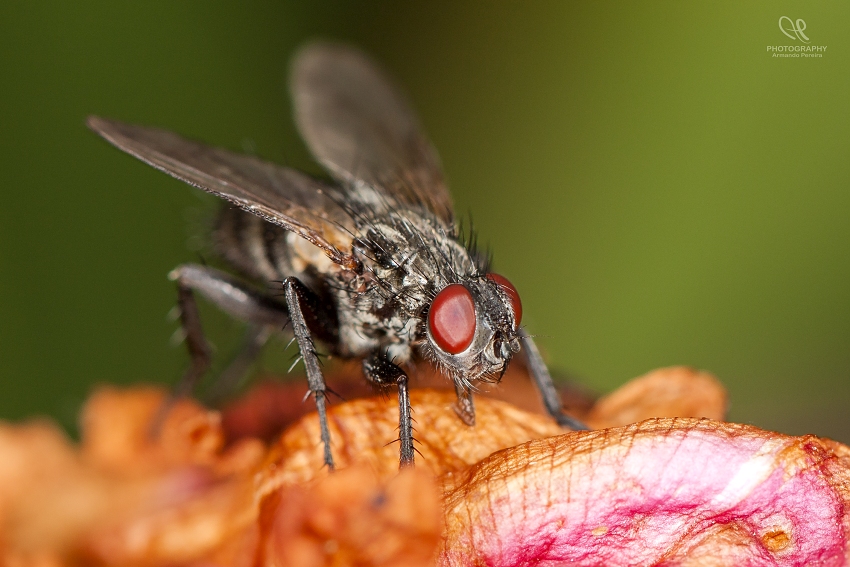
[585,366,728,428]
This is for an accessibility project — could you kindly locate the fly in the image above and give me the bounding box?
[88,42,586,470]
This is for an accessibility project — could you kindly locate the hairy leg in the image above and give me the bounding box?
[519,328,588,430]
[363,353,414,468]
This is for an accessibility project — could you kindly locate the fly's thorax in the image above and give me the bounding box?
[330,209,478,361]
[340,208,520,385]
[329,273,421,362]
[359,211,477,283]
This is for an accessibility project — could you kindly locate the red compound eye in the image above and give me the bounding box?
[487,273,522,326]
[428,284,477,354]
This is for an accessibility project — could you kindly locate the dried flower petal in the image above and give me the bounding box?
[260,466,441,567]
[0,419,164,565]
[80,386,226,473]
[440,419,850,566]
[257,389,564,494]
[587,366,727,428]
[2,368,849,567]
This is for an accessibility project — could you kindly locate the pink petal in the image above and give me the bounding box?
[441,418,850,567]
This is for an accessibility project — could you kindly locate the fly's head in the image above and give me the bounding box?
[424,273,523,387]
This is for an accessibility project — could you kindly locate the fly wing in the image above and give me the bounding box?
[87,116,358,270]
[291,42,454,224]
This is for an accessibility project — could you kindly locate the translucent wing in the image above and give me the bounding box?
[291,42,454,223]
[87,116,358,270]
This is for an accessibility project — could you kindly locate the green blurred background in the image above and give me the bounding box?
[1,2,848,440]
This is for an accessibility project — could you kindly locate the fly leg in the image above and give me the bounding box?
[519,328,588,430]
[362,353,414,468]
[172,280,211,400]
[452,381,476,426]
[205,324,274,404]
[157,264,289,427]
[281,277,337,471]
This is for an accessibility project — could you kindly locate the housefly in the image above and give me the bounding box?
[88,42,586,469]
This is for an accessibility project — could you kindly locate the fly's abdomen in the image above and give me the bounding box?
[213,207,295,282]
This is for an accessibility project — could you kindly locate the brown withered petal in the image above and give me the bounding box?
[81,385,266,477]
[220,362,591,443]
[586,366,728,428]
[80,386,224,473]
[77,388,265,566]
[0,420,163,565]
[256,389,564,495]
[259,466,441,567]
